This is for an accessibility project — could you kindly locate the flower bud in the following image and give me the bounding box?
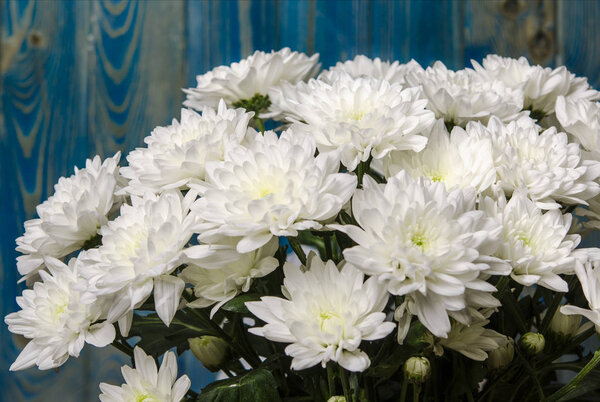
[549,310,581,341]
[404,356,431,384]
[188,336,229,372]
[487,337,514,372]
[327,397,346,402]
[519,332,545,356]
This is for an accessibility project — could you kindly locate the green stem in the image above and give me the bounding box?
[539,326,596,366]
[501,288,528,334]
[288,236,307,265]
[356,156,372,187]
[413,383,422,402]
[323,232,333,261]
[547,349,600,402]
[515,347,545,401]
[340,367,351,401]
[111,340,133,358]
[494,276,510,296]
[400,379,408,402]
[327,363,336,397]
[540,291,564,334]
[255,117,265,133]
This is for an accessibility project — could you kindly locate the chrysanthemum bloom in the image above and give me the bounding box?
[480,192,579,291]
[405,61,524,127]
[79,190,197,333]
[246,255,395,372]
[561,252,600,332]
[16,153,122,281]
[99,346,191,402]
[5,257,115,370]
[431,309,505,361]
[384,119,496,193]
[191,129,357,253]
[468,116,600,209]
[184,48,320,110]
[120,101,253,195]
[286,74,435,170]
[473,55,599,116]
[556,96,600,154]
[180,236,279,316]
[331,171,509,339]
[318,55,423,86]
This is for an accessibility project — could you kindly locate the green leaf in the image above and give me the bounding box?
[221,293,262,314]
[128,311,209,358]
[197,368,281,402]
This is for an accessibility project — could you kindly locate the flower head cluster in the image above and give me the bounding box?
[473,55,599,115]
[99,346,190,402]
[332,171,509,338]
[246,255,395,372]
[184,48,320,110]
[16,153,122,280]
[120,101,254,195]
[384,119,496,193]
[468,116,600,209]
[282,74,435,170]
[318,55,423,86]
[5,257,115,370]
[191,129,357,253]
[405,61,524,126]
[79,190,197,332]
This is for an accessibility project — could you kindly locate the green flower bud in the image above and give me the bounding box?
[327,397,346,402]
[188,336,229,372]
[487,337,514,372]
[519,332,545,356]
[549,310,581,341]
[404,356,431,384]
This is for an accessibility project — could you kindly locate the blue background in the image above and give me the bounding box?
[2,0,600,400]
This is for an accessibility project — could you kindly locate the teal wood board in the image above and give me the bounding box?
[2,0,599,400]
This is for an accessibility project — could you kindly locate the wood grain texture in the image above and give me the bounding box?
[465,0,557,67]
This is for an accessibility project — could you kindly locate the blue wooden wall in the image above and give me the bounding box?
[1,0,599,400]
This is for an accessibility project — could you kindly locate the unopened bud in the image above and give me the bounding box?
[519,332,545,356]
[487,337,514,372]
[327,397,346,402]
[549,310,581,341]
[404,356,431,384]
[188,336,229,372]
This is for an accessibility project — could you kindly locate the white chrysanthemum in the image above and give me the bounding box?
[468,116,600,209]
[180,237,279,316]
[556,96,600,154]
[99,346,191,402]
[431,310,505,361]
[384,119,496,193]
[287,74,435,170]
[561,252,600,333]
[191,129,357,254]
[405,61,524,126]
[120,101,253,195]
[5,257,115,371]
[79,190,197,332]
[473,55,599,115]
[332,172,509,338]
[184,48,320,109]
[480,192,579,291]
[318,55,423,86]
[246,255,395,372]
[16,153,122,280]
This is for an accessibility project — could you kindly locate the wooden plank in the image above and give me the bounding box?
[556,0,600,89]
[465,0,556,67]
[87,0,186,156]
[372,0,465,69]
[0,1,112,400]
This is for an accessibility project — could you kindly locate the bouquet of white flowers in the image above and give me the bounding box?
[8,48,600,401]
